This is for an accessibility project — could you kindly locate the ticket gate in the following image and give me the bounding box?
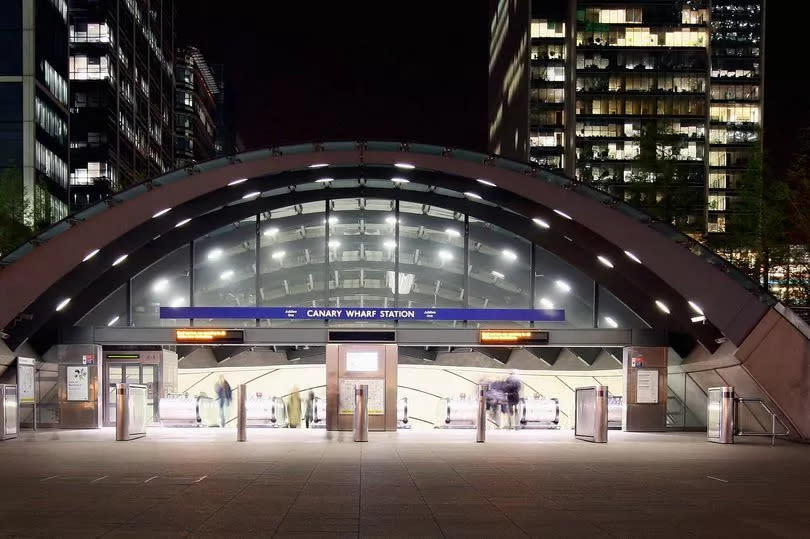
[518,396,560,429]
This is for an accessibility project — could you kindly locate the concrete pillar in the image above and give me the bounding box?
[622,346,668,432]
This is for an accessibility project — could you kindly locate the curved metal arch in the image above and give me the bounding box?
[20,184,721,353]
[0,142,766,351]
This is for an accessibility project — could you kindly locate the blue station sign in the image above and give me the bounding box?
[160,306,565,322]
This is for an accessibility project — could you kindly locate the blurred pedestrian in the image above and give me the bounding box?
[288,386,301,428]
[304,391,315,428]
[214,375,232,427]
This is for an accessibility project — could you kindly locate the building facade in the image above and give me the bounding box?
[488,0,764,235]
[68,0,174,211]
[0,0,70,233]
[174,46,217,167]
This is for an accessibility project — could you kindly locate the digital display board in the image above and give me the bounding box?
[479,329,550,345]
[175,329,245,344]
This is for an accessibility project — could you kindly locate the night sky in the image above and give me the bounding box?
[178,1,807,177]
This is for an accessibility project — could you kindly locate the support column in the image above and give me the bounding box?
[622,346,668,432]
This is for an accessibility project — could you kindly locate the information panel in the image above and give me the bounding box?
[66,366,90,401]
[636,369,659,404]
[339,378,384,415]
[17,357,35,405]
[345,352,379,372]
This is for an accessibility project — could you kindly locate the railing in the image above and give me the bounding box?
[735,397,790,446]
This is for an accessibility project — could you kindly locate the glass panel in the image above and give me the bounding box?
[468,218,532,314]
[328,198,395,316]
[598,286,649,329]
[125,365,139,383]
[534,245,595,329]
[131,245,189,327]
[108,366,122,383]
[76,284,126,327]
[193,217,257,327]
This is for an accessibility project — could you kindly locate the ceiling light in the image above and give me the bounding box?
[263,227,279,237]
[688,301,704,316]
[220,269,234,280]
[394,162,415,169]
[82,249,100,262]
[532,218,550,229]
[385,216,397,224]
[327,216,338,224]
[540,297,554,309]
[655,300,670,314]
[438,250,453,261]
[446,228,461,237]
[315,177,333,183]
[152,208,171,218]
[271,250,285,260]
[553,209,573,220]
[170,297,185,308]
[207,248,223,261]
[555,280,571,293]
[501,249,517,261]
[491,270,504,279]
[464,192,482,199]
[383,240,397,249]
[152,278,169,293]
[242,191,261,199]
[55,298,71,312]
[328,240,341,248]
[391,177,409,184]
[112,254,128,266]
[107,315,120,327]
[604,316,618,328]
[175,218,191,228]
[228,178,248,186]
[597,255,614,268]
[476,178,496,187]
[691,315,706,323]
[624,250,642,264]
[309,163,329,168]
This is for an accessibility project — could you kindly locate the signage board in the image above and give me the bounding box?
[175,329,245,344]
[345,351,379,372]
[66,366,89,401]
[17,357,35,404]
[479,329,550,345]
[162,306,565,322]
[636,369,659,404]
[339,378,385,415]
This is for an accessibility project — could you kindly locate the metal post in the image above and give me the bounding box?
[593,385,608,443]
[354,384,368,442]
[476,383,488,443]
[116,383,129,441]
[237,384,247,442]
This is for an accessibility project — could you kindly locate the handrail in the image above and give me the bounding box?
[734,397,790,445]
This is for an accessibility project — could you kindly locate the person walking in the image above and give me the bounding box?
[214,375,232,427]
[287,387,301,428]
[304,391,315,428]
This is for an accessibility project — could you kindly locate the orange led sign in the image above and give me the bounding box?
[175,329,244,343]
[479,329,549,345]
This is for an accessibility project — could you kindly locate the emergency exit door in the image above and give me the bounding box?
[105,363,157,426]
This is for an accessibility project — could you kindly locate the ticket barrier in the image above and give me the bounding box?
[160,394,218,427]
[0,385,18,441]
[607,396,623,430]
[245,395,288,427]
[115,383,147,441]
[574,386,608,443]
[397,397,410,429]
[436,394,478,429]
[518,396,560,429]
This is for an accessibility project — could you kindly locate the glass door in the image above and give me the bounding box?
[106,363,155,425]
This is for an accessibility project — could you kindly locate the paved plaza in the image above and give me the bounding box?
[0,428,808,538]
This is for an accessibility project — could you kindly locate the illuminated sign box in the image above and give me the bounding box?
[175,329,245,344]
[479,329,550,345]
[345,351,379,372]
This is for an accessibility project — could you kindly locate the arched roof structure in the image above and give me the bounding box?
[0,141,777,353]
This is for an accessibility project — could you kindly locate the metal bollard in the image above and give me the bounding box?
[476,383,488,443]
[354,384,368,442]
[116,383,129,441]
[593,385,608,444]
[237,384,247,442]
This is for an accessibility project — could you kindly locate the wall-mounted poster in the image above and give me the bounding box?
[338,378,384,415]
[636,369,659,404]
[17,357,35,404]
[66,366,90,401]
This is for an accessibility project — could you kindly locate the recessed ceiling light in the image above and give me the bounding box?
[555,280,571,293]
[464,192,482,199]
[263,227,279,237]
[207,248,223,260]
[220,269,234,280]
[688,301,704,316]
[242,191,261,199]
[228,178,248,186]
[385,216,397,224]
[152,278,169,293]
[175,218,191,227]
[107,315,120,326]
[309,163,329,168]
[82,249,100,262]
[271,250,286,260]
[383,240,397,249]
[476,179,496,187]
[540,297,554,309]
[391,177,409,183]
[438,250,453,261]
[152,208,171,218]
[691,315,706,323]
[328,240,341,248]
[327,216,338,224]
[446,228,461,237]
[501,249,517,261]
[532,218,550,229]
[394,162,415,169]
[55,298,71,312]
[655,300,670,314]
[315,177,333,183]
[624,250,642,264]
[112,254,128,266]
[597,255,614,268]
[553,209,573,220]
[604,316,618,328]
[491,270,504,279]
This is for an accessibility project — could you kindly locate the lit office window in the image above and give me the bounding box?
[69,55,113,81]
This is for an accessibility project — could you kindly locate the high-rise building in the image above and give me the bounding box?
[0,0,70,231]
[210,63,244,158]
[68,0,175,211]
[488,0,764,236]
[174,46,217,167]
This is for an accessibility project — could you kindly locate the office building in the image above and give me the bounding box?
[0,0,70,232]
[68,0,174,210]
[174,46,217,167]
[489,0,764,235]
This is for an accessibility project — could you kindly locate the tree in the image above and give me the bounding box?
[0,168,32,258]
